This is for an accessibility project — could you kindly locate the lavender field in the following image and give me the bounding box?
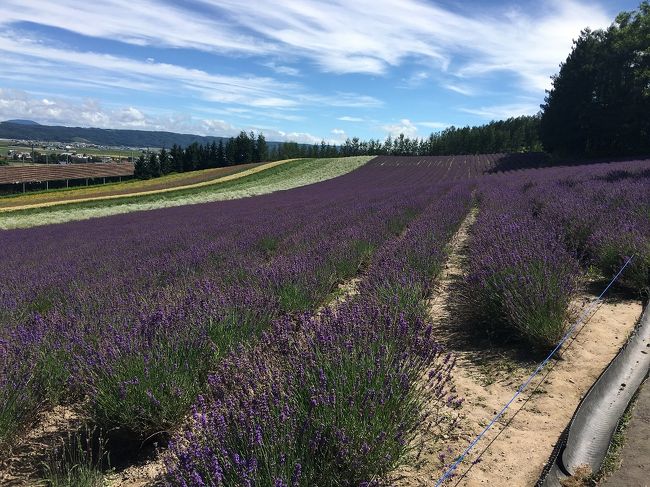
[1,154,649,485]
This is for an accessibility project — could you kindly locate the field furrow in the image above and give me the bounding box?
[1,154,649,486]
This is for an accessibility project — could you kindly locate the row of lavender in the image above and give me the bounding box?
[3,153,647,482]
[0,158,479,450]
[164,184,473,486]
[464,160,650,349]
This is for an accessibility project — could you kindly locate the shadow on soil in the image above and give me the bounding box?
[434,272,645,385]
[3,413,165,486]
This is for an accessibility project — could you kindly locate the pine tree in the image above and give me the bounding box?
[255,133,268,162]
[134,153,149,179]
[148,152,161,178]
[159,148,171,175]
[170,144,183,173]
[216,140,226,167]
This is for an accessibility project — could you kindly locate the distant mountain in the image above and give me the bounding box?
[0,121,287,148]
[4,119,41,126]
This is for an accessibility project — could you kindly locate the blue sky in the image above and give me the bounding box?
[0,0,638,144]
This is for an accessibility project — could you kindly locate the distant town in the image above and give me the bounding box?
[1,138,149,165]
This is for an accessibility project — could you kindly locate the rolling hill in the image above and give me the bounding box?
[0,120,286,148]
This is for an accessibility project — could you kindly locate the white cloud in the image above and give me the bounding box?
[0,33,296,108]
[0,0,274,56]
[305,93,382,108]
[268,130,326,144]
[459,102,540,120]
[0,88,328,143]
[200,119,239,136]
[204,0,610,91]
[262,62,301,76]
[0,89,121,128]
[337,116,365,122]
[442,84,476,96]
[400,71,430,88]
[330,128,348,144]
[0,0,611,92]
[117,107,147,127]
[0,33,381,112]
[383,118,418,137]
[0,0,616,139]
[464,1,612,92]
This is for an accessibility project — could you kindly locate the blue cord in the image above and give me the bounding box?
[435,255,635,486]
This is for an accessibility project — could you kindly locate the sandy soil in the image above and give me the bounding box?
[392,207,643,487]
[0,402,166,487]
[442,297,641,487]
[104,456,165,487]
[0,405,83,485]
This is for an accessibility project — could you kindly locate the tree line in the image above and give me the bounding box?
[134,116,542,179]
[337,116,541,157]
[541,2,649,157]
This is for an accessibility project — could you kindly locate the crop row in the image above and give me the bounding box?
[164,184,473,485]
[464,160,650,349]
[2,154,648,484]
[0,158,480,453]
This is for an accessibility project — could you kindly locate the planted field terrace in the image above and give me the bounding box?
[0,156,371,230]
[0,161,266,209]
[0,154,649,486]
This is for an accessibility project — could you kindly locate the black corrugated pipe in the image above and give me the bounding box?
[539,305,650,486]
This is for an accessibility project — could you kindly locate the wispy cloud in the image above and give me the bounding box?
[0,33,297,108]
[0,0,274,55]
[0,33,380,110]
[442,84,476,96]
[399,71,430,89]
[262,62,301,77]
[0,0,610,90]
[0,0,616,139]
[459,102,540,120]
[208,0,609,90]
[337,116,365,122]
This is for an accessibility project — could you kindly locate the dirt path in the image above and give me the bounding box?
[0,405,83,485]
[444,297,641,487]
[601,379,650,487]
[0,159,295,212]
[392,206,643,486]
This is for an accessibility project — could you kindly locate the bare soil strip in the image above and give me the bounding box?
[0,405,83,485]
[392,207,643,486]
